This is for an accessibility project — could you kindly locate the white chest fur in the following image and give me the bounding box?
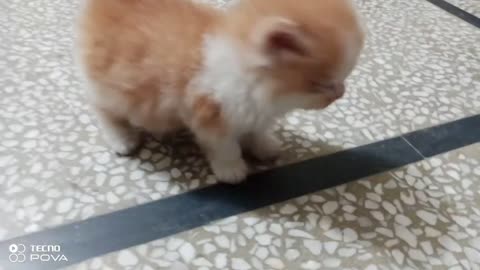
[191,35,283,137]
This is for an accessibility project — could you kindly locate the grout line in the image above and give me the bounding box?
[401,135,426,159]
[403,114,480,158]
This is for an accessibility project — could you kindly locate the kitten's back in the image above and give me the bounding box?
[78,0,221,91]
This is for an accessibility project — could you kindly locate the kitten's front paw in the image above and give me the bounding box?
[210,158,248,184]
[250,134,283,161]
[106,131,141,156]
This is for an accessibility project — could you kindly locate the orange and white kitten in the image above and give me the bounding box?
[77,0,365,184]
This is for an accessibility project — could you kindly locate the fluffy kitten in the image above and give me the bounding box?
[77,0,365,184]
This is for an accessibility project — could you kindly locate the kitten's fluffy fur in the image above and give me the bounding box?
[77,0,364,184]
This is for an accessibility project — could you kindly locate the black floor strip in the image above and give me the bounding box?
[1,115,480,270]
[425,0,480,28]
[404,114,480,157]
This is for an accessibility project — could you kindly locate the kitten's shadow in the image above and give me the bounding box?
[130,131,213,182]
[129,130,400,217]
[122,131,355,218]
[129,129,337,182]
[182,139,408,218]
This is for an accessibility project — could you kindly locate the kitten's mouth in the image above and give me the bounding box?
[318,82,345,99]
[318,83,345,108]
[332,82,345,99]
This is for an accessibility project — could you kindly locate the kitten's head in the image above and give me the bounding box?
[218,0,365,110]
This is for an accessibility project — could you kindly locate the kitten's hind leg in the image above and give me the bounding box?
[95,108,142,156]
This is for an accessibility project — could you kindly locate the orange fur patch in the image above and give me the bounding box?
[78,0,222,133]
[192,95,226,136]
[79,0,221,92]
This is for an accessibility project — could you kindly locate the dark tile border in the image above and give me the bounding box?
[425,0,480,28]
[1,115,479,270]
[404,114,480,157]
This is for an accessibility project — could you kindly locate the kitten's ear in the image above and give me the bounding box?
[251,17,311,61]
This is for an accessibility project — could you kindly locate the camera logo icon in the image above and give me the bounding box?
[8,244,27,263]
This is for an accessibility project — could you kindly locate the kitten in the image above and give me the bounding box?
[77,0,365,184]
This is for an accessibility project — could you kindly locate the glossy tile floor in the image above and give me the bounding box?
[0,0,479,269]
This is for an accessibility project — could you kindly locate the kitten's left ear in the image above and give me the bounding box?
[251,17,311,62]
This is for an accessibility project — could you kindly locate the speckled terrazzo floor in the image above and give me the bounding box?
[69,143,480,270]
[0,0,479,269]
